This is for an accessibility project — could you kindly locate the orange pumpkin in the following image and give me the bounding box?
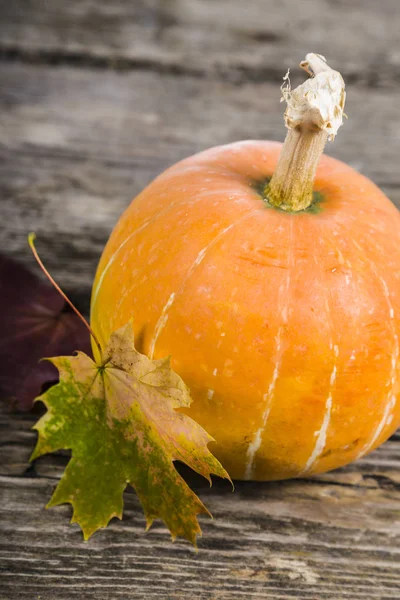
[91,55,400,480]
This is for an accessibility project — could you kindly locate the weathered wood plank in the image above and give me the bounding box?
[1,62,400,308]
[1,0,400,86]
[1,403,400,599]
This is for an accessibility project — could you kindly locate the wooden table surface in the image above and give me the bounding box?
[1,1,400,598]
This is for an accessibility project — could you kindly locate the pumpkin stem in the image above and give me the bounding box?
[265,53,346,212]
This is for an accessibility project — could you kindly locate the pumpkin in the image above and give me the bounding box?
[91,54,400,481]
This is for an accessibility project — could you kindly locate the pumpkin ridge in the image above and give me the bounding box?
[149,207,261,360]
[244,218,294,479]
[92,201,179,313]
[300,220,339,474]
[350,237,399,458]
[92,172,246,319]
[312,219,399,471]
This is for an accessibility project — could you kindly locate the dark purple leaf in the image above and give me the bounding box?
[0,253,92,411]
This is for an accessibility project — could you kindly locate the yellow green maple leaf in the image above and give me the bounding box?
[31,322,230,545]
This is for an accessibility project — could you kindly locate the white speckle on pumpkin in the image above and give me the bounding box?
[197,285,210,294]
[207,389,214,400]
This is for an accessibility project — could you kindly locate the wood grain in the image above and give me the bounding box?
[1,0,400,86]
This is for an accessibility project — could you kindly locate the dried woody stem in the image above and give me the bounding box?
[265,53,346,212]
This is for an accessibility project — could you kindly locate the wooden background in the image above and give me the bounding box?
[1,1,400,598]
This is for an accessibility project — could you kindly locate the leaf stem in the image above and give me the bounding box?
[28,233,102,356]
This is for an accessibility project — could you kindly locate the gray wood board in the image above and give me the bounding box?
[1,404,400,599]
[1,62,400,308]
[1,0,400,86]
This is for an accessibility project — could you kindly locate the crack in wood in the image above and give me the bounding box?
[0,44,398,88]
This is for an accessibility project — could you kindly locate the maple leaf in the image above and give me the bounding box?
[31,322,230,545]
[0,253,91,411]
